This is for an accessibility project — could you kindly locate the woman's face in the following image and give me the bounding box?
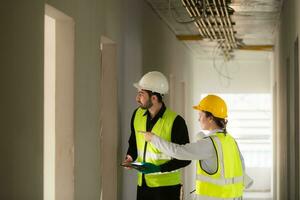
[198,110,212,130]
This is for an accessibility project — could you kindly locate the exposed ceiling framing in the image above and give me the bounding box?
[146,0,282,59]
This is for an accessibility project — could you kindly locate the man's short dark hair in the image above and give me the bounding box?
[145,90,163,103]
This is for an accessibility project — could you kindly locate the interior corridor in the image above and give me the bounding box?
[1,0,300,200]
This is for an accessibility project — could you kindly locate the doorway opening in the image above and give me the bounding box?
[99,36,118,200]
[44,5,75,200]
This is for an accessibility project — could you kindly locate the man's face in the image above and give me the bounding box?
[136,90,153,109]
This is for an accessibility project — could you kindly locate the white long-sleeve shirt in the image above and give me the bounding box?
[153,130,219,173]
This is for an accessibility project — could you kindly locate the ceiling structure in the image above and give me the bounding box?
[146,0,282,59]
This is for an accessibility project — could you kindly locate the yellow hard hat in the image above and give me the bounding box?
[193,94,228,119]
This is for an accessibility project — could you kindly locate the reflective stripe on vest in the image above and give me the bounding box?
[196,174,244,185]
[137,150,172,161]
[194,195,242,200]
[134,107,181,187]
[196,132,244,199]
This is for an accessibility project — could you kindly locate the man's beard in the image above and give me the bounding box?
[139,99,153,109]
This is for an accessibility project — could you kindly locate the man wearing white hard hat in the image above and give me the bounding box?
[122,71,191,200]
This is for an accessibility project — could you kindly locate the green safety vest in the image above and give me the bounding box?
[196,132,244,199]
[134,107,181,187]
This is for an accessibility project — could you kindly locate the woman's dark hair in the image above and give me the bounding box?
[145,90,163,103]
[204,111,228,134]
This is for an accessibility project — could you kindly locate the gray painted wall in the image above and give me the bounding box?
[0,0,124,199]
[0,1,44,199]
[46,0,124,199]
[119,0,143,199]
[0,0,158,199]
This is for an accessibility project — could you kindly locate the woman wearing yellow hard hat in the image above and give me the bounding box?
[141,94,253,200]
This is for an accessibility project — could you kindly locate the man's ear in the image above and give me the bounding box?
[151,95,158,102]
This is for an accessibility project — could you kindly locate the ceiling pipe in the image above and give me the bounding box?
[194,0,218,40]
[221,0,237,48]
[204,0,224,42]
[184,0,211,38]
[215,0,233,48]
[180,0,239,59]
[181,0,205,36]
[188,0,214,40]
[210,0,232,51]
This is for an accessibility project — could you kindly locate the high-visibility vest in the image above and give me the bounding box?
[196,132,244,199]
[134,107,181,187]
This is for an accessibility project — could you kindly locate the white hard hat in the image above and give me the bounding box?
[133,71,169,94]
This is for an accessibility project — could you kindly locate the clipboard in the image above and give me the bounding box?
[120,162,147,171]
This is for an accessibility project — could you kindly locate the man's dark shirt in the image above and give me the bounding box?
[127,103,191,174]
